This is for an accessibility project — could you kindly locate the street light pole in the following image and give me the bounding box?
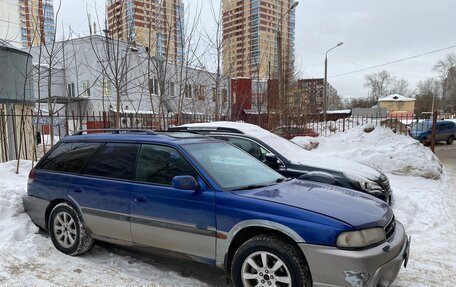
[277,1,298,125]
[323,42,343,123]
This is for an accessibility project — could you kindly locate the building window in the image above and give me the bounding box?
[82,80,91,97]
[197,85,205,101]
[184,84,192,98]
[212,88,217,102]
[169,82,175,98]
[148,78,159,95]
[67,83,75,97]
[103,80,111,96]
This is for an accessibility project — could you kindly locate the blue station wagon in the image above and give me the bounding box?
[24,130,410,287]
[411,120,456,145]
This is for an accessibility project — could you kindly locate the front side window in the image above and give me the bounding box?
[226,137,269,161]
[39,142,101,174]
[184,142,283,190]
[84,143,139,180]
[136,145,197,186]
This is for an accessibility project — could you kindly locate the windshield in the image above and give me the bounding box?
[184,142,284,191]
[411,122,432,132]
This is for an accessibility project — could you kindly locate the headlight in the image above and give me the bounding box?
[344,173,383,192]
[337,228,386,248]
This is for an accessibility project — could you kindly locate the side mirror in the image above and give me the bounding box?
[265,153,280,169]
[172,175,199,191]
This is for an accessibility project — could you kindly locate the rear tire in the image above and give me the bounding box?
[447,135,454,145]
[49,202,94,255]
[231,234,312,287]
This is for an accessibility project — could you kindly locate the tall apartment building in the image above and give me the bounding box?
[0,0,55,48]
[106,0,185,62]
[222,0,296,79]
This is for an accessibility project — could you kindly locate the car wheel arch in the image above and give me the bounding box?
[45,198,83,230]
[222,220,306,278]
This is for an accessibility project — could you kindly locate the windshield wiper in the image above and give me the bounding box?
[234,178,290,191]
[234,184,271,191]
[275,177,292,183]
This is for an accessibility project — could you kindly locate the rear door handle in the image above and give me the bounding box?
[74,188,83,193]
[134,197,147,203]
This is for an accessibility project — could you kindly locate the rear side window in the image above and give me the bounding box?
[39,142,101,174]
[84,143,139,180]
[136,145,197,186]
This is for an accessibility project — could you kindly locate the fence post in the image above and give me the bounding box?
[431,111,438,153]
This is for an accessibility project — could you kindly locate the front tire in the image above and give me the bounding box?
[231,235,311,287]
[447,135,454,145]
[49,202,94,255]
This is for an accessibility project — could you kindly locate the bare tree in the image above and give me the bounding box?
[391,78,411,96]
[415,78,442,115]
[434,53,456,113]
[434,52,456,79]
[364,70,394,102]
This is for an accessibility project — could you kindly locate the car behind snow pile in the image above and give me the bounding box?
[410,120,455,145]
[24,129,409,287]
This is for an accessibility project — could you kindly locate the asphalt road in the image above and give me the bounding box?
[435,143,456,167]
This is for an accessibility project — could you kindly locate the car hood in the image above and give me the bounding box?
[235,179,393,229]
[293,153,382,181]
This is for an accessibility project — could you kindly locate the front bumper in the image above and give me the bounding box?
[299,222,409,287]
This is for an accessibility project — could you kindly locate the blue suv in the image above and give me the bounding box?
[411,120,456,145]
[24,130,410,287]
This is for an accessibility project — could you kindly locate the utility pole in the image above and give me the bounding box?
[323,42,343,123]
[277,1,299,125]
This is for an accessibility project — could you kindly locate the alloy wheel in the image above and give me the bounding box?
[241,251,292,287]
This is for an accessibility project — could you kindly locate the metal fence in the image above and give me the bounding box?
[0,109,453,163]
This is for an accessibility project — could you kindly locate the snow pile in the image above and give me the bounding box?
[389,172,456,286]
[292,125,443,179]
[0,161,209,286]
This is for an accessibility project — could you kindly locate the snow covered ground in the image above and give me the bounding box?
[0,123,454,286]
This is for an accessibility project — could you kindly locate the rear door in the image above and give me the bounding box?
[32,142,101,202]
[69,142,140,242]
[130,144,216,260]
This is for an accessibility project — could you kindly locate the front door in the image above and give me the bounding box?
[130,144,216,260]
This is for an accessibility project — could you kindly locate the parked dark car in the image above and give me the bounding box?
[271,126,319,139]
[168,122,394,204]
[24,129,409,287]
[410,120,455,145]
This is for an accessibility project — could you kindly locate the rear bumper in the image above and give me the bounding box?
[23,194,49,230]
[299,222,409,287]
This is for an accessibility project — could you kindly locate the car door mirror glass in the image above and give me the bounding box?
[265,153,280,169]
[172,175,199,191]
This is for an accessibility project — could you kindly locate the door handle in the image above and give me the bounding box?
[74,188,83,193]
[134,197,147,203]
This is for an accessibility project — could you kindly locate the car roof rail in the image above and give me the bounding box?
[168,126,244,134]
[72,129,157,136]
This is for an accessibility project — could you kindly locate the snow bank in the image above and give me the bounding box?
[0,161,208,286]
[293,125,443,179]
[389,172,456,286]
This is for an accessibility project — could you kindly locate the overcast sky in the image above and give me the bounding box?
[58,0,456,99]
